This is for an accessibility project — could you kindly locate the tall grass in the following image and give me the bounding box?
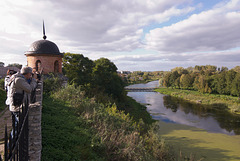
[47,85,175,161]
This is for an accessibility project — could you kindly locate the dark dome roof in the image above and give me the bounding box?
[25,40,62,55]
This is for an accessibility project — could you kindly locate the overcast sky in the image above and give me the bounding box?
[0,0,240,71]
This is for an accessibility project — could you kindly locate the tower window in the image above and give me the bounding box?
[54,60,59,73]
[36,60,41,72]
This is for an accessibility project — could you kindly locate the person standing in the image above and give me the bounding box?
[6,67,37,135]
[7,67,37,112]
[4,70,16,92]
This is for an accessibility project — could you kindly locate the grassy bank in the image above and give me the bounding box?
[123,96,155,125]
[0,89,6,112]
[155,88,240,114]
[42,85,176,161]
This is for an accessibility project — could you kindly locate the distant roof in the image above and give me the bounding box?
[25,40,62,56]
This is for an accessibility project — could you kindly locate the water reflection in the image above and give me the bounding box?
[127,81,240,135]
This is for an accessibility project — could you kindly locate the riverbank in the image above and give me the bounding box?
[155,88,240,114]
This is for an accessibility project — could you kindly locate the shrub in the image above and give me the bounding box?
[43,73,65,95]
[0,78,4,90]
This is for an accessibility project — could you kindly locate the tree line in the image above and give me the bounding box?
[0,62,22,69]
[161,65,240,97]
[121,71,164,84]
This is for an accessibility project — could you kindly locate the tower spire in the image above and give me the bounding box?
[43,20,47,40]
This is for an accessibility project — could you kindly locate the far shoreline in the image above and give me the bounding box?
[155,87,240,115]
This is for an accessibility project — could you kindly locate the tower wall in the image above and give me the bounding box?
[27,55,62,74]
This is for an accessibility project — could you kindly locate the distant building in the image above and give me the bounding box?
[25,22,63,74]
[0,67,20,78]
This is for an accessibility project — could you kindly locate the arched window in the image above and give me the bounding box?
[54,60,59,73]
[36,60,41,71]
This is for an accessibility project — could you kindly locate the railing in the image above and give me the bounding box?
[125,87,157,92]
[1,99,30,161]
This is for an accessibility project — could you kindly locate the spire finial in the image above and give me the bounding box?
[43,20,47,40]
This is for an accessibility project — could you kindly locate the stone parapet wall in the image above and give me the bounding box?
[28,81,43,161]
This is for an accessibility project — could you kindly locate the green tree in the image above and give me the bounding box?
[226,70,236,95]
[159,78,164,87]
[92,58,124,99]
[220,66,228,72]
[63,53,94,86]
[233,66,240,73]
[215,71,227,94]
[193,75,206,93]
[180,74,193,89]
[174,77,180,89]
[163,72,171,88]
[231,73,240,98]
[204,82,212,94]
[169,71,180,88]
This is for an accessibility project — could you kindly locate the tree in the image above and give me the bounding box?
[193,75,206,93]
[233,66,240,73]
[159,78,164,87]
[174,77,180,89]
[215,71,227,94]
[7,63,22,69]
[0,62,4,67]
[204,82,212,94]
[225,70,236,95]
[92,58,124,99]
[163,72,171,88]
[180,74,193,89]
[220,66,228,72]
[63,53,94,86]
[169,71,180,88]
[231,73,240,98]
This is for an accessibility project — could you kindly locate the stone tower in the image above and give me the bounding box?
[25,22,63,74]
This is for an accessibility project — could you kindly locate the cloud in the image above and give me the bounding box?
[3,0,194,48]
[145,0,240,53]
[111,49,240,71]
[0,0,195,68]
[48,0,194,52]
[1,0,239,71]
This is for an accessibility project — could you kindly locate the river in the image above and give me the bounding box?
[127,81,240,135]
[127,81,240,160]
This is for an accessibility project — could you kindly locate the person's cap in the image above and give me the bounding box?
[20,66,33,75]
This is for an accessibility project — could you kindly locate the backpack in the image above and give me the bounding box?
[13,91,24,106]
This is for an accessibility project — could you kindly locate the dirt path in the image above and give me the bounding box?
[0,107,12,156]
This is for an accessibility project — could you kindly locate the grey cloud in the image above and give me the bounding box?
[43,0,194,52]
